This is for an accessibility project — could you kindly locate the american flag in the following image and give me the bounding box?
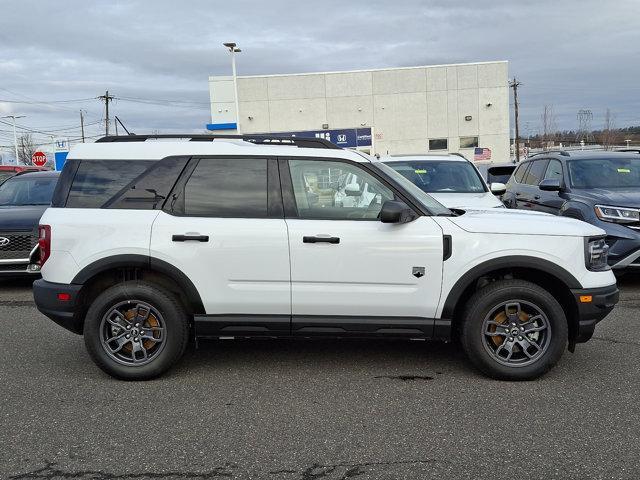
[474,147,492,161]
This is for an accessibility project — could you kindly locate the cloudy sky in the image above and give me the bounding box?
[1,0,639,152]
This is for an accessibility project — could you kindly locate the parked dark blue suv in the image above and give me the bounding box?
[503,150,640,270]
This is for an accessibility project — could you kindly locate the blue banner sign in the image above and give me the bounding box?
[270,127,372,148]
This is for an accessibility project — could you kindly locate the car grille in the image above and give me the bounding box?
[0,232,37,260]
[0,264,29,271]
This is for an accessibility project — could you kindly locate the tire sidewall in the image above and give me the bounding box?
[462,282,568,380]
[84,282,188,380]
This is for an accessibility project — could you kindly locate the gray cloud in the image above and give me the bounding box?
[0,0,638,148]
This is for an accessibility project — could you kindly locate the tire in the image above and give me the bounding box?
[83,281,189,380]
[460,279,568,380]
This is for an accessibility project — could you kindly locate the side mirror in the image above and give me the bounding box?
[380,200,416,224]
[345,183,362,196]
[539,178,561,191]
[489,182,507,195]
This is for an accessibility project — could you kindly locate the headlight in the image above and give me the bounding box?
[585,237,610,271]
[595,205,640,224]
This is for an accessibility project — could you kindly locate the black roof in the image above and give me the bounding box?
[527,150,640,160]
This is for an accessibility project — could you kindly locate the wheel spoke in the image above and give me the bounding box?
[140,332,162,343]
[495,340,515,360]
[484,331,508,337]
[108,336,130,354]
[504,302,522,322]
[518,337,542,359]
[131,340,148,363]
[134,304,151,324]
[520,314,544,327]
[105,331,127,344]
[523,324,547,334]
[106,311,129,329]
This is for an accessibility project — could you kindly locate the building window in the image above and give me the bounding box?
[460,136,479,149]
[428,138,448,151]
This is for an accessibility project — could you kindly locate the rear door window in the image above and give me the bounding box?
[523,160,548,186]
[182,158,269,217]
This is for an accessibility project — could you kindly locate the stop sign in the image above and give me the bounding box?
[32,151,47,167]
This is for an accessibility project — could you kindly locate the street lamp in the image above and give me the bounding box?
[1,115,26,164]
[223,42,242,134]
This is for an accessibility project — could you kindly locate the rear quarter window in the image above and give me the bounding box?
[513,162,529,183]
[65,160,154,208]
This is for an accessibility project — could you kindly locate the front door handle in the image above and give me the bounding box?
[515,192,522,196]
[172,234,209,242]
[534,195,541,200]
[303,236,340,244]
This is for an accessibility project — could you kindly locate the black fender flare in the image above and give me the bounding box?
[441,255,581,319]
[72,254,205,313]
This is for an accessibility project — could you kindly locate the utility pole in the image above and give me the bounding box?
[98,91,114,136]
[79,110,85,143]
[1,114,26,164]
[509,78,522,162]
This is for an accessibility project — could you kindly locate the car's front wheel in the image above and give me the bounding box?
[460,279,568,380]
[83,281,189,380]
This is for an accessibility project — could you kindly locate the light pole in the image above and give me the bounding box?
[223,42,242,134]
[1,115,25,164]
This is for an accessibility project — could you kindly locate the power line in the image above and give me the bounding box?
[0,97,96,105]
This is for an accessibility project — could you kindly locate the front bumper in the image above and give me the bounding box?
[33,279,83,335]
[570,283,619,343]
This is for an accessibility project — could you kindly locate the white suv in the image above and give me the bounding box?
[33,135,618,381]
[378,154,507,209]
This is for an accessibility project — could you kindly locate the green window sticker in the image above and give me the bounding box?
[617,168,631,173]
[415,169,427,174]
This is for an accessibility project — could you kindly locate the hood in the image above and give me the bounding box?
[447,208,605,237]
[0,205,48,232]
[570,188,640,207]
[429,192,504,209]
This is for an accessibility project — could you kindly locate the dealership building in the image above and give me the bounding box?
[208,60,509,160]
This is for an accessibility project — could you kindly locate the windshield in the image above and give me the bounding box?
[568,158,640,189]
[384,160,487,193]
[372,162,452,216]
[0,176,57,206]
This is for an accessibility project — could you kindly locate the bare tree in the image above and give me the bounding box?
[601,108,618,150]
[540,105,558,149]
[17,133,36,165]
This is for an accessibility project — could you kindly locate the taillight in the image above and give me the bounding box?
[38,225,51,266]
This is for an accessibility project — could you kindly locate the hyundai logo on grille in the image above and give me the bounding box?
[0,237,9,247]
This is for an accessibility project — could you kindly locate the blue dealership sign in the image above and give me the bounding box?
[269,127,372,149]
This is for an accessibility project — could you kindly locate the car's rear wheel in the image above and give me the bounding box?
[84,281,189,380]
[460,279,568,380]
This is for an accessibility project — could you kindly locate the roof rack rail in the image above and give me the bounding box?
[95,134,341,149]
[528,150,570,157]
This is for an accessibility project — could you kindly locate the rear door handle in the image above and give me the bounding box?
[303,236,340,244]
[172,234,209,242]
[534,195,541,200]
[515,192,521,196]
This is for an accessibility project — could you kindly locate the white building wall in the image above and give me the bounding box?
[209,61,509,161]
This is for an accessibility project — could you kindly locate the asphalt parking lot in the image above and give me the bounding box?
[1,277,639,480]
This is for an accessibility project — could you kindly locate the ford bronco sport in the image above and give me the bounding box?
[33,135,618,380]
